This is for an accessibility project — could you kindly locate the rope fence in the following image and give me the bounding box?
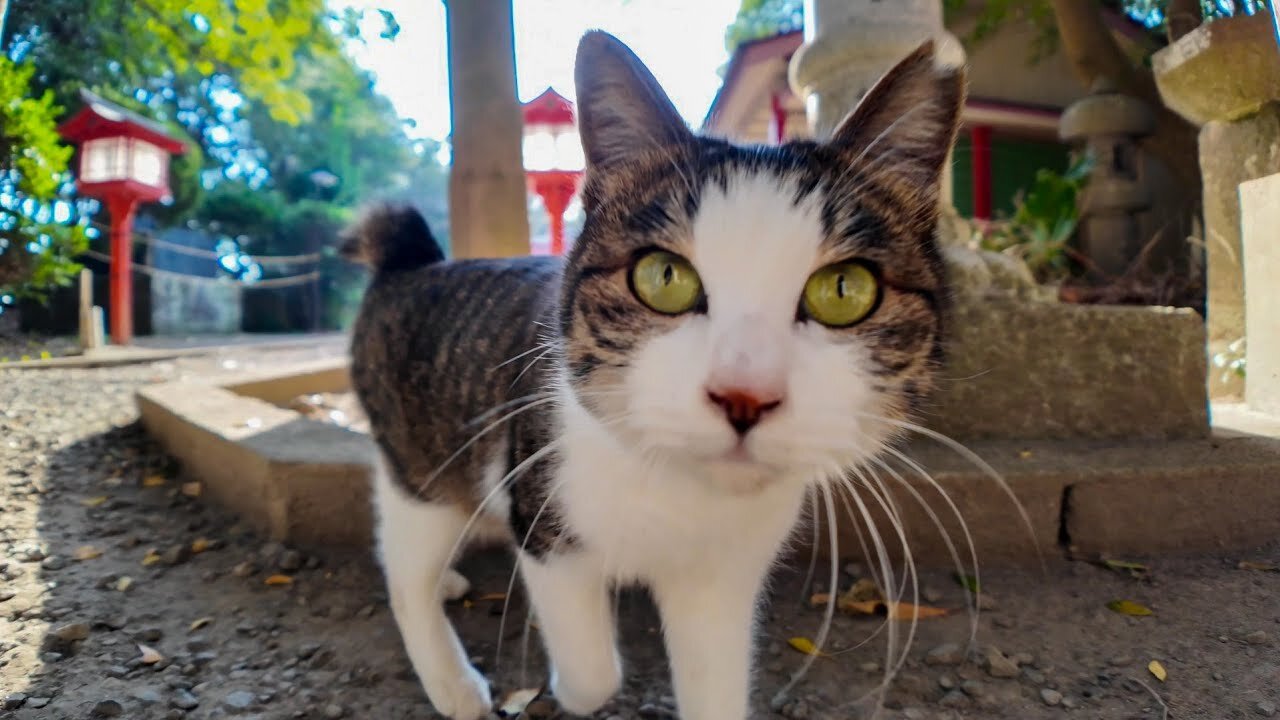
[81,221,329,289]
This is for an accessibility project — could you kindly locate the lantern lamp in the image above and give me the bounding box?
[58,90,187,345]
[521,87,584,256]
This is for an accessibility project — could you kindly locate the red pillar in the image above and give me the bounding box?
[970,125,993,221]
[769,92,787,144]
[531,172,578,256]
[106,195,138,345]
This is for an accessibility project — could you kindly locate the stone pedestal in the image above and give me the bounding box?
[1240,173,1280,416]
[1154,12,1280,398]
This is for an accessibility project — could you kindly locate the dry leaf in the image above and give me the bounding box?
[141,549,162,566]
[189,617,214,631]
[264,574,294,586]
[1148,659,1167,682]
[1238,560,1278,572]
[190,538,213,554]
[498,687,542,715]
[115,576,134,592]
[1018,450,1033,459]
[462,599,474,609]
[810,592,948,620]
[181,482,202,498]
[847,578,882,602]
[143,475,167,488]
[73,545,103,561]
[137,643,164,664]
[787,636,829,657]
[1107,599,1153,616]
[1101,558,1149,579]
[885,602,950,620]
[81,496,109,507]
[476,592,507,602]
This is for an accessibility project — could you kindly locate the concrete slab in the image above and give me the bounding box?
[1241,173,1280,416]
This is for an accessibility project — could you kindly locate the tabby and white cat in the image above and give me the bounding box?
[344,30,964,720]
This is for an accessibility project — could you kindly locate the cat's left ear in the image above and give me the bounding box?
[828,40,966,198]
[574,31,694,172]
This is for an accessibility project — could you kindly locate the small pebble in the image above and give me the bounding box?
[1062,696,1079,709]
[1040,688,1063,706]
[983,646,1020,678]
[926,643,963,666]
[323,703,345,719]
[1245,630,1271,645]
[27,697,50,709]
[92,699,124,717]
[278,550,304,571]
[1257,700,1277,718]
[522,698,557,718]
[53,622,91,642]
[2,693,27,710]
[938,674,956,690]
[961,679,985,698]
[939,690,969,708]
[171,690,199,710]
[224,690,256,710]
[40,555,66,571]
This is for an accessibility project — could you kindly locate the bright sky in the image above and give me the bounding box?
[339,0,742,143]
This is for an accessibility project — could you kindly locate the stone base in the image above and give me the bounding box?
[136,361,375,548]
[811,403,1280,567]
[931,297,1208,441]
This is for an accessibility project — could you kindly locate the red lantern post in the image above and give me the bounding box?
[58,90,187,345]
[521,87,584,256]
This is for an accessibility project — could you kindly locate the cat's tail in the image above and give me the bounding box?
[340,203,445,273]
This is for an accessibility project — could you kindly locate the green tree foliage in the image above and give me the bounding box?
[725,0,803,52]
[0,57,86,302]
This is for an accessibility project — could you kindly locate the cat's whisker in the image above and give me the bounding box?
[463,392,555,429]
[858,413,1044,570]
[511,344,560,390]
[873,449,981,652]
[492,341,554,372]
[432,439,564,599]
[774,481,841,707]
[799,488,822,605]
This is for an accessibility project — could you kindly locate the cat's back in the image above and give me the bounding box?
[342,205,561,501]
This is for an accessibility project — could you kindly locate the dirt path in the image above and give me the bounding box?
[1,351,1277,719]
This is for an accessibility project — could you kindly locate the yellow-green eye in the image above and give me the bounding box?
[802,262,879,327]
[631,250,702,314]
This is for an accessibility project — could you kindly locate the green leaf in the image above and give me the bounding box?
[953,572,980,594]
[1107,599,1153,616]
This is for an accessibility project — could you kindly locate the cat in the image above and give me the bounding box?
[343,30,964,720]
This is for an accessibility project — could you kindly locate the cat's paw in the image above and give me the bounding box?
[424,663,491,720]
[439,568,471,601]
[550,660,622,716]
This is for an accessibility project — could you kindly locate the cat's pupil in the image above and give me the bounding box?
[836,274,847,299]
[663,264,674,285]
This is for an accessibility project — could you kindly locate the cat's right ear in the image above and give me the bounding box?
[574,31,693,171]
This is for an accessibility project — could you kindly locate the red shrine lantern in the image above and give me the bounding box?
[58,90,187,345]
[521,87,584,256]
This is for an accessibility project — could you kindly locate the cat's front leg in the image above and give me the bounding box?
[652,566,764,720]
[520,550,622,714]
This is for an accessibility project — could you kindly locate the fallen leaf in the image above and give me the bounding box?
[1018,449,1033,459]
[190,538,213,554]
[810,590,948,620]
[954,572,981,593]
[462,599,474,609]
[1100,558,1149,579]
[142,475,167,488]
[137,643,164,664]
[115,576,134,592]
[264,574,294,586]
[1148,659,1167,682]
[476,592,507,602]
[39,350,51,360]
[1238,560,1279,572]
[181,482,202,498]
[1107,599,1153,616]
[787,636,829,657]
[886,602,950,620]
[847,578,882,602]
[81,496,109,507]
[73,545,103,561]
[498,687,542,715]
[189,617,214,631]
[141,549,162,566]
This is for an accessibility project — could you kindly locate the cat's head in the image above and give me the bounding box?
[557,31,964,488]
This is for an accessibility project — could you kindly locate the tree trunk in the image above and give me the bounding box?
[1049,0,1201,195]
[444,0,530,259]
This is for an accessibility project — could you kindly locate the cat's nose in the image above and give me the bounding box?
[706,388,782,436]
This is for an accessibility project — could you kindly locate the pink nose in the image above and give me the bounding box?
[706,388,782,436]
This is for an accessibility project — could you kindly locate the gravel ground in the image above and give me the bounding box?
[1,344,1278,720]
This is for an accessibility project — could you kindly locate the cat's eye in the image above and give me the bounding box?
[802,262,879,327]
[630,250,703,315]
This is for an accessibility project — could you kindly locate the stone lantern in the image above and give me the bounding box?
[58,90,187,345]
[1059,77,1156,281]
[521,87,584,256]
